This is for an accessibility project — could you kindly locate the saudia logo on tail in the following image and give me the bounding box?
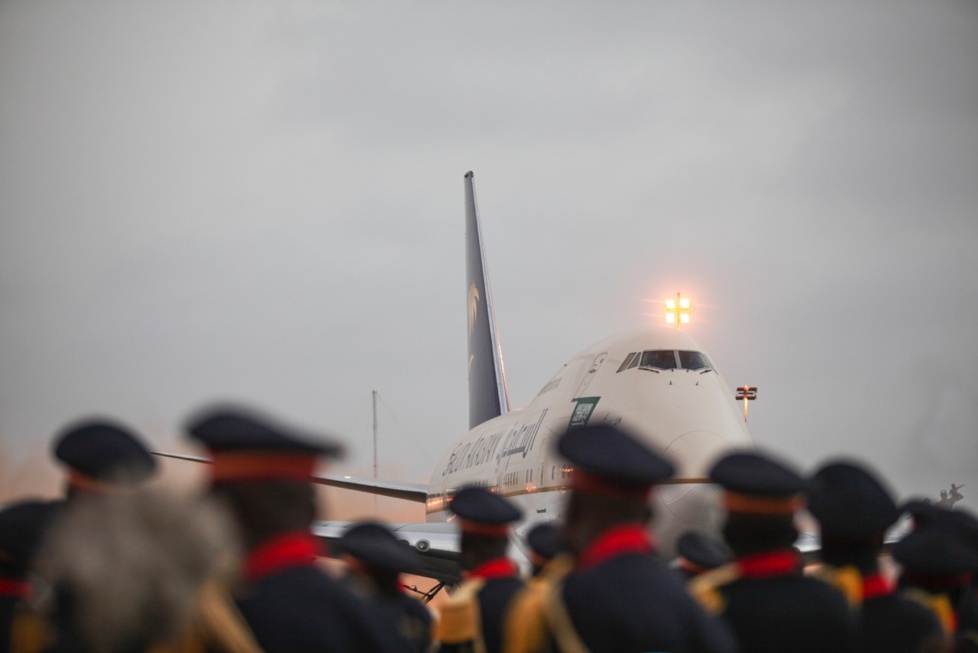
[468,284,480,368]
[467,283,480,337]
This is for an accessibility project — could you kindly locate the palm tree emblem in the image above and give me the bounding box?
[468,283,480,337]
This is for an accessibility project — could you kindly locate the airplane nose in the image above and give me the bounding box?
[662,429,728,477]
[653,430,730,557]
[654,482,724,558]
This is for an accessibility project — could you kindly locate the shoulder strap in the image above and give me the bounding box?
[903,588,956,639]
[688,563,741,615]
[436,579,487,653]
[542,576,590,653]
[503,555,574,653]
[10,604,53,653]
[195,579,266,653]
[808,564,863,608]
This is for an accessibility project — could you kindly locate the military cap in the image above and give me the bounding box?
[901,498,939,525]
[54,419,157,487]
[556,425,675,499]
[676,531,731,571]
[807,460,899,539]
[709,450,805,515]
[337,521,419,574]
[0,500,61,566]
[526,522,560,561]
[944,508,978,551]
[893,528,978,576]
[449,486,522,536]
[185,405,344,482]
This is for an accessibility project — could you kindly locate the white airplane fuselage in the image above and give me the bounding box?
[424,326,752,557]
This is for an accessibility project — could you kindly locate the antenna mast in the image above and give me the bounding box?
[372,390,378,480]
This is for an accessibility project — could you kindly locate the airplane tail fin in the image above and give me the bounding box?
[464,171,510,429]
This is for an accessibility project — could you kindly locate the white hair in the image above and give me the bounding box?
[40,487,240,652]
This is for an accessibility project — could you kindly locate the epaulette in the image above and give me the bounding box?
[688,563,740,615]
[435,578,485,649]
[503,554,574,653]
[808,564,863,608]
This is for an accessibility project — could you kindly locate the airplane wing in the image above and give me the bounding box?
[152,452,429,503]
[313,520,461,584]
[154,452,456,580]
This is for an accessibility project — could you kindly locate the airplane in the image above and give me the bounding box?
[159,171,754,585]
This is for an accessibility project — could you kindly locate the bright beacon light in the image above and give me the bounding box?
[665,292,691,329]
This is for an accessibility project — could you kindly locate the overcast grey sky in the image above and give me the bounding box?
[1,1,976,502]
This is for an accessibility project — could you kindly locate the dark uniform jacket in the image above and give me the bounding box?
[957,584,978,653]
[234,534,408,653]
[361,588,433,653]
[691,549,857,653]
[438,558,525,653]
[506,525,737,653]
[898,576,978,653]
[858,573,944,653]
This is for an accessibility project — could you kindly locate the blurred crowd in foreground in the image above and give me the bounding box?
[1,405,976,653]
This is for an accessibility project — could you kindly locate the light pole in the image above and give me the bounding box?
[665,292,691,329]
[735,386,757,423]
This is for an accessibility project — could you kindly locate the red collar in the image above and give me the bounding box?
[245,531,320,581]
[0,579,30,599]
[466,558,518,581]
[737,549,800,579]
[862,572,893,599]
[578,524,654,571]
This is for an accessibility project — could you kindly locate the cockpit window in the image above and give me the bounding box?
[640,350,678,370]
[617,352,638,373]
[678,350,712,371]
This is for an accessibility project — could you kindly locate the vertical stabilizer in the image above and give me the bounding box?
[464,171,510,429]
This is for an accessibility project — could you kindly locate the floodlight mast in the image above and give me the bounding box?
[664,292,691,330]
[735,386,758,423]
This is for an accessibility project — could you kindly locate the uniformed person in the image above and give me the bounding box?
[39,419,159,651]
[807,460,944,653]
[894,504,978,652]
[36,487,238,653]
[52,419,157,499]
[187,405,410,653]
[524,523,560,579]
[505,424,737,653]
[689,449,858,653]
[435,486,525,653]
[0,500,60,653]
[337,521,434,653]
[947,509,978,652]
[674,531,731,582]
